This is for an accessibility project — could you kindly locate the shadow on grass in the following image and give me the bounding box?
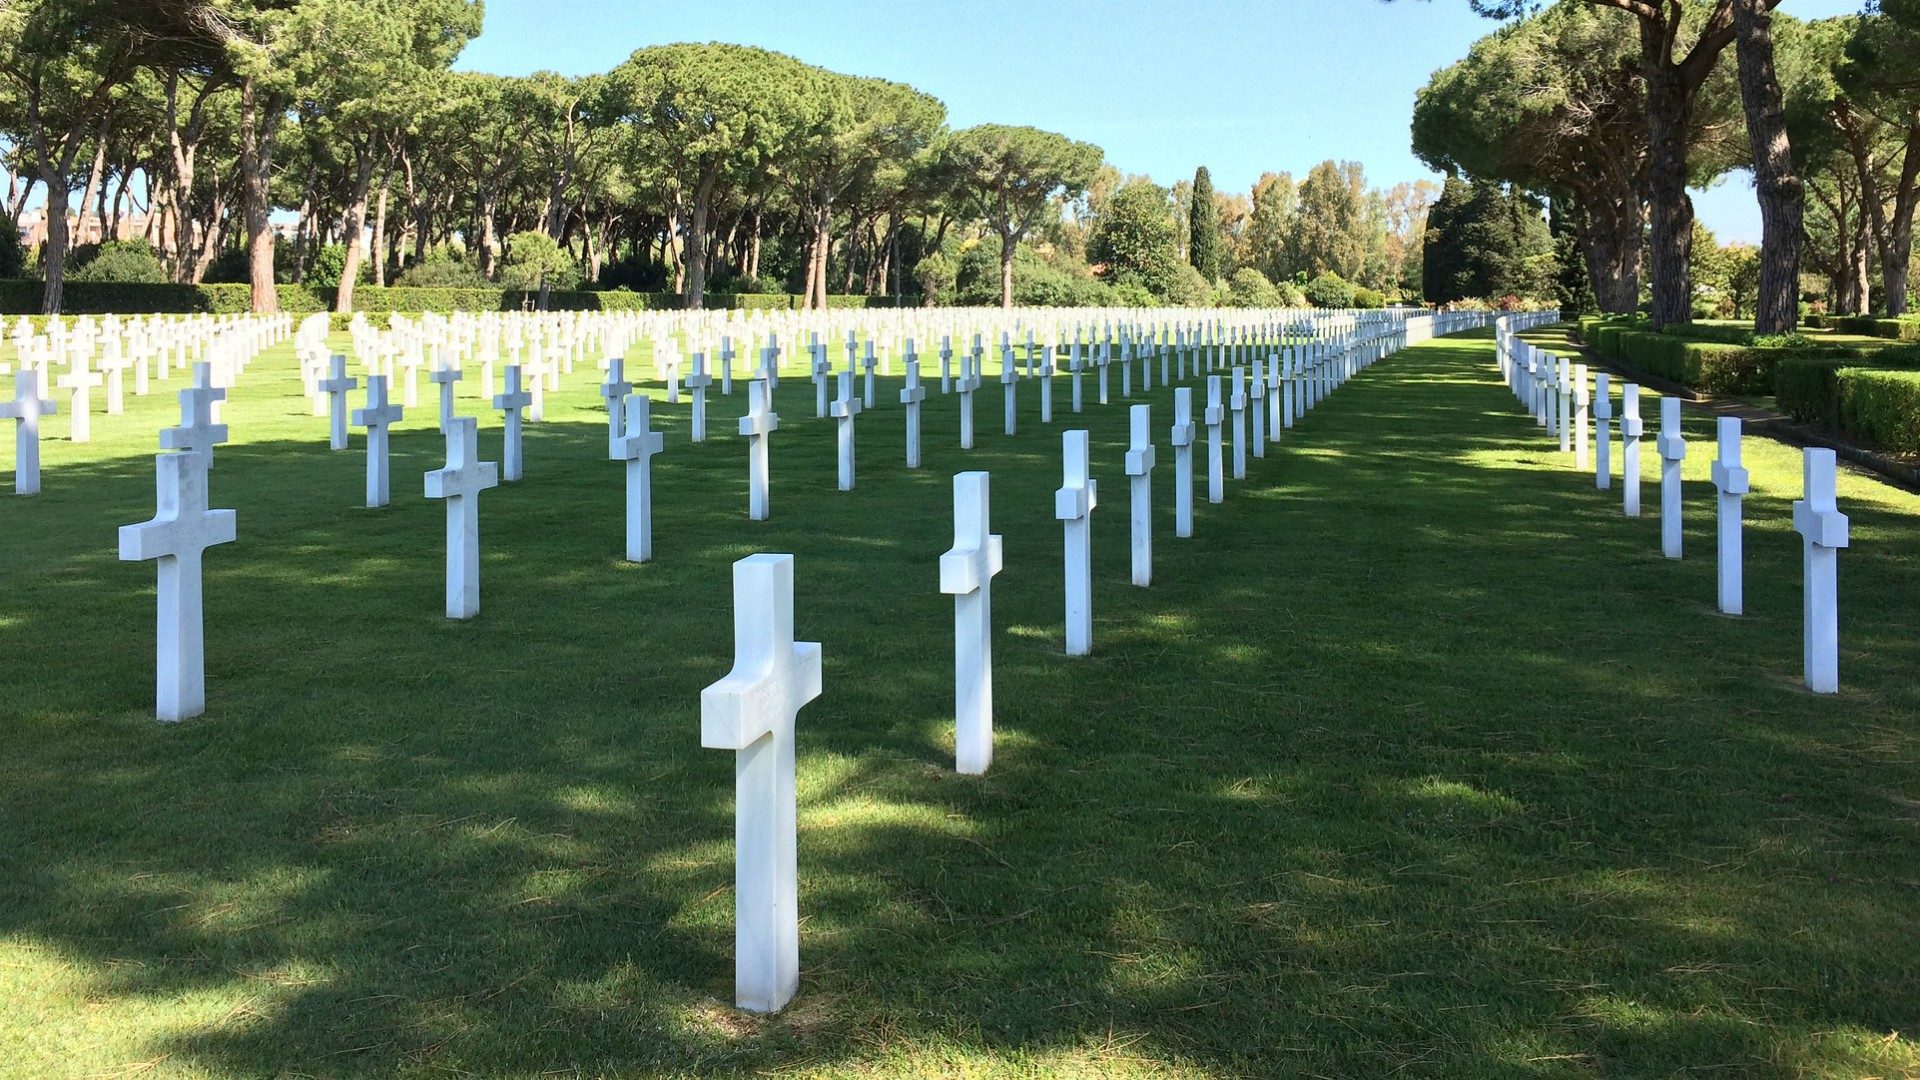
[1,333,1917,1076]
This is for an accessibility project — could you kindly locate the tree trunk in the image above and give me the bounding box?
[1733,0,1802,334]
[685,162,717,309]
[999,230,1017,310]
[477,188,499,278]
[190,181,225,284]
[1851,209,1871,313]
[371,153,391,287]
[240,78,281,313]
[1641,36,1696,330]
[747,206,763,283]
[76,125,108,245]
[811,207,833,309]
[335,139,377,312]
[1880,123,1919,317]
[38,170,69,314]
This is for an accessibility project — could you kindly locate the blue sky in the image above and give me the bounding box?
[457,0,1868,244]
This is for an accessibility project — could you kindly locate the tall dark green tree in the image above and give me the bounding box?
[1422,174,1472,303]
[1549,195,1598,313]
[1188,165,1221,280]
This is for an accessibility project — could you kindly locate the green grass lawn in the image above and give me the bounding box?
[3,325,1917,1078]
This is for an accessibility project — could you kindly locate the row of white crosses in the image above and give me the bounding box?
[5,312,288,452]
[694,310,1498,1016]
[1495,315,1848,694]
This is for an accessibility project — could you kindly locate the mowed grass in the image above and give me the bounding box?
[2,324,1917,1078]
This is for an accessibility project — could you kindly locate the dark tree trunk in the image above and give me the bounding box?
[685,162,717,309]
[1576,186,1644,314]
[1732,0,1802,334]
[240,78,282,313]
[999,230,1017,310]
[335,138,377,311]
[1640,32,1696,330]
[37,171,68,314]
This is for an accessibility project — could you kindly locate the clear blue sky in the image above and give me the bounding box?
[457,0,1868,244]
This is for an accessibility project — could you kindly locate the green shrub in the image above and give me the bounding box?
[498,231,582,291]
[1303,272,1356,309]
[1351,286,1386,309]
[1776,348,1920,434]
[68,240,167,284]
[394,254,486,289]
[1838,369,1920,452]
[1225,267,1279,309]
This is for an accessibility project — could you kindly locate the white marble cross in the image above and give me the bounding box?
[700,552,821,1014]
[940,471,1003,776]
[600,356,633,440]
[812,347,831,419]
[1593,373,1613,491]
[1170,386,1195,539]
[318,354,359,451]
[957,356,979,450]
[1282,353,1297,429]
[685,352,714,442]
[2,368,56,495]
[1000,347,1018,437]
[611,394,663,562]
[492,364,531,482]
[831,370,862,491]
[431,362,463,434]
[1069,342,1085,413]
[1264,355,1281,446]
[1710,417,1749,615]
[1621,383,1644,516]
[1055,429,1098,656]
[900,359,925,468]
[1556,357,1573,453]
[1125,404,1155,587]
[1792,448,1848,694]
[740,379,778,521]
[1038,349,1055,423]
[1657,396,1686,558]
[1248,362,1267,460]
[424,416,500,619]
[117,449,236,721]
[1573,363,1591,471]
[862,343,878,407]
[352,375,403,508]
[59,353,104,443]
[1205,375,1225,504]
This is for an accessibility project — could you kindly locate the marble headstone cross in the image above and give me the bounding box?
[1791,448,1848,694]
[1204,375,1225,504]
[1657,396,1686,558]
[431,361,463,434]
[685,352,714,442]
[1711,417,1749,615]
[1620,383,1644,517]
[117,449,236,722]
[318,354,359,451]
[492,364,532,482]
[59,351,105,443]
[900,359,925,468]
[831,370,862,491]
[940,471,1003,776]
[1,368,56,495]
[611,395,664,562]
[1170,386,1195,539]
[600,356,633,440]
[739,379,778,521]
[1125,403,1155,587]
[1055,429,1098,657]
[423,416,500,619]
[700,552,822,1014]
[1593,373,1613,491]
[351,375,404,508]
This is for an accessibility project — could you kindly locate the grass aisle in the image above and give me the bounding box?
[1,327,1915,1078]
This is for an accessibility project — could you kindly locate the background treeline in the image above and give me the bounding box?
[1412,0,1920,331]
[0,1,1439,315]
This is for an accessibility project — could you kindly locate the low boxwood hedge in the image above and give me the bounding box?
[1831,314,1920,341]
[1776,347,1920,454]
[1612,330,1866,395]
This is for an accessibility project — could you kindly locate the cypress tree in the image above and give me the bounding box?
[1422,174,1471,304]
[1188,166,1221,281]
[1549,195,1597,313]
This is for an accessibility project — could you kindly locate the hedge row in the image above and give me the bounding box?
[1776,349,1920,454]
[0,279,907,315]
[1597,328,1863,395]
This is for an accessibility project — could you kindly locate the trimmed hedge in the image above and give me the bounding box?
[0,278,910,315]
[1777,351,1920,454]
[1830,314,1920,341]
[1613,330,1866,395]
